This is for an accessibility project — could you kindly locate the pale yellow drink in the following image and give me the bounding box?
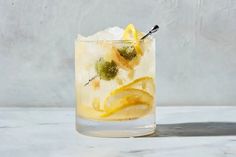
[75,24,156,137]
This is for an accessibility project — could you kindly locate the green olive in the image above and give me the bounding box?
[117,46,137,60]
[95,58,118,80]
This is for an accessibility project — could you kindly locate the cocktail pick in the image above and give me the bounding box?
[84,75,98,86]
[140,25,159,40]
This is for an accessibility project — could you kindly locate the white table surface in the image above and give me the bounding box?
[0,107,236,157]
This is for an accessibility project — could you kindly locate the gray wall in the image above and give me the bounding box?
[0,0,235,107]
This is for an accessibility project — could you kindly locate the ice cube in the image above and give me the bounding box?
[76,27,124,41]
[106,27,123,40]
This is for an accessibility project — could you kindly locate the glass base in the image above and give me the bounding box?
[76,115,156,138]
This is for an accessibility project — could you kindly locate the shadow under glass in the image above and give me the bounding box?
[139,122,236,137]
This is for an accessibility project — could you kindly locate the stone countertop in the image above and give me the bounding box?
[0,107,236,157]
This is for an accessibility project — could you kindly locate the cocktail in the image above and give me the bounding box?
[75,24,157,137]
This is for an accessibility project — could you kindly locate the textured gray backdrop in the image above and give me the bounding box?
[0,0,235,107]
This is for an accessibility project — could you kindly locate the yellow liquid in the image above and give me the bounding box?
[75,39,156,121]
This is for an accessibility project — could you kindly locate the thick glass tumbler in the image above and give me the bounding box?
[75,39,156,137]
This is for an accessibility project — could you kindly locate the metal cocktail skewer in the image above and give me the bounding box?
[140,25,159,40]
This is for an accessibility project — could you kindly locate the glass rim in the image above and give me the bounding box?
[76,38,154,43]
[77,39,140,43]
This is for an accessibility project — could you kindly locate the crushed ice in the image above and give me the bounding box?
[77,27,124,41]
